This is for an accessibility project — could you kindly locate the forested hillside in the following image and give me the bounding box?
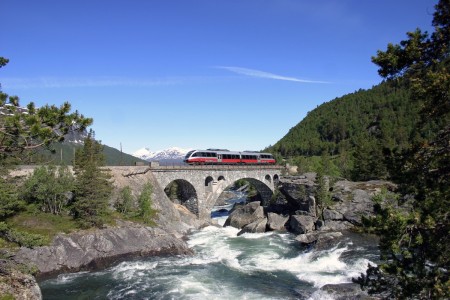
[270,82,417,156]
[267,81,422,179]
[34,142,147,166]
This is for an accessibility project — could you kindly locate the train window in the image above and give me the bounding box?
[211,152,217,157]
[192,152,198,157]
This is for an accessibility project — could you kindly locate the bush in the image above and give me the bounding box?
[0,222,48,248]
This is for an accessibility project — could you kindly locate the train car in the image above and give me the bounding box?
[183,149,276,165]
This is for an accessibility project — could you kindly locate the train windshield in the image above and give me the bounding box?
[185,150,195,159]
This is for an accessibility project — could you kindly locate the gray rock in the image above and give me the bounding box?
[289,215,316,234]
[214,190,237,206]
[14,223,193,278]
[224,201,265,229]
[323,209,344,221]
[320,283,376,299]
[0,260,42,300]
[317,220,354,232]
[295,232,343,250]
[237,218,268,236]
[267,213,289,231]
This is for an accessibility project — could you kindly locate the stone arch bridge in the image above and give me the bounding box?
[126,165,282,220]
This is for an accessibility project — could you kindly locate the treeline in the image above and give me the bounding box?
[30,140,146,166]
[0,131,157,248]
[267,81,427,180]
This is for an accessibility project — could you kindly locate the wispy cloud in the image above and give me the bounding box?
[216,66,330,83]
[1,76,191,89]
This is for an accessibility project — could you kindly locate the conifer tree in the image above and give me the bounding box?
[71,131,113,228]
[357,1,450,298]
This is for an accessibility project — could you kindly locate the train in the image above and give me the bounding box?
[183,149,276,165]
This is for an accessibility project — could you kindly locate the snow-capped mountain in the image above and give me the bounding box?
[132,147,192,162]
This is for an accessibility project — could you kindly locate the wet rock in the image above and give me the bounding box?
[224,201,265,229]
[267,212,289,231]
[289,215,316,234]
[320,283,376,299]
[237,218,268,236]
[295,232,343,250]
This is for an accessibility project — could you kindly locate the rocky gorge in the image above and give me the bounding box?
[2,169,395,299]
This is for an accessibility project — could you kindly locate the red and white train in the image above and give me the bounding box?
[184,149,276,165]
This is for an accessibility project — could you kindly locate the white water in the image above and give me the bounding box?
[40,215,378,299]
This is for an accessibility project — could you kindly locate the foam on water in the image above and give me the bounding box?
[40,213,378,300]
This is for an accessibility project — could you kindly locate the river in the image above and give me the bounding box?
[39,195,379,299]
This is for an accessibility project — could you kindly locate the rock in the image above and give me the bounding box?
[237,218,268,236]
[320,283,376,300]
[224,201,265,229]
[214,190,237,206]
[267,175,316,215]
[323,209,344,221]
[289,215,316,234]
[13,223,193,278]
[0,260,42,300]
[317,220,354,232]
[267,213,289,231]
[295,232,343,250]
[328,180,398,227]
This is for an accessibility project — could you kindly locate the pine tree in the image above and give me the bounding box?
[71,131,113,228]
[356,1,450,298]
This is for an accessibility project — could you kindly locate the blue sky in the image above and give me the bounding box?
[1,0,436,154]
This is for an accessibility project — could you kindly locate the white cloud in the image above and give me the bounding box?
[216,66,330,83]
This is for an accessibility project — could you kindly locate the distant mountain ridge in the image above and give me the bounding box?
[133,147,192,162]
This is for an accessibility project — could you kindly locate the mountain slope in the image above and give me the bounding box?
[34,142,147,166]
[268,82,417,157]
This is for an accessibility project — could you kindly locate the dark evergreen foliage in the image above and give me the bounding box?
[355,1,450,298]
[71,132,114,228]
[267,82,417,179]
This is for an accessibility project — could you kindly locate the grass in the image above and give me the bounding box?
[6,208,80,243]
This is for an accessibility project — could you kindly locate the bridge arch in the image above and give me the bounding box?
[148,166,283,220]
[205,176,214,186]
[164,179,199,216]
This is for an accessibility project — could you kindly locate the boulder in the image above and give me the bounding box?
[224,201,265,229]
[13,223,193,278]
[295,232,343,250]
[289,215,316,234]
[320,283,375,300]
[237,218,268,236]
[267,213,289,231]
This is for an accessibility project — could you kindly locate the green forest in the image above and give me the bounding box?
[267,81,423,180]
